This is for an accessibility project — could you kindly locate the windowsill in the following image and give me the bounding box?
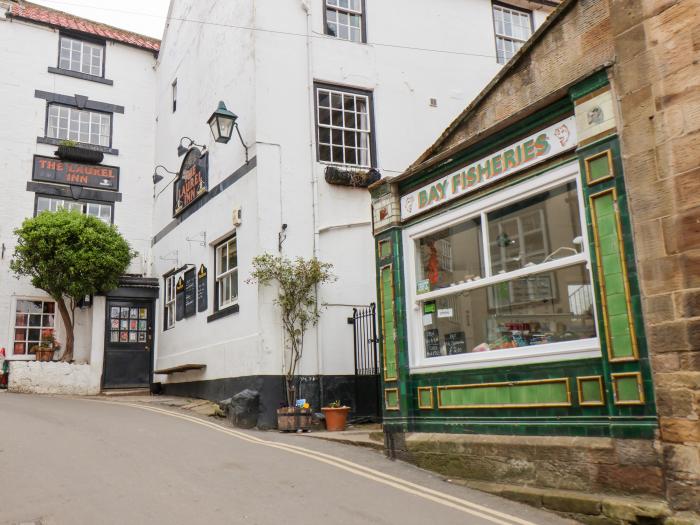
[207,303,239,323]
[36,136,119,155]
[319,161,373,170]
[47,67,114,85]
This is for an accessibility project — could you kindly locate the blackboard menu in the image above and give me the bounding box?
[184,268,196,318]
[197,264,208,313]
[175,277,185,321]
[445,331,467,355]
[424,329,441,357]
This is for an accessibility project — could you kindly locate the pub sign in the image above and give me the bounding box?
[173,147,208,216]
[32,155,119,191]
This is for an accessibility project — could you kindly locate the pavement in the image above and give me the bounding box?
[0,392,579,525]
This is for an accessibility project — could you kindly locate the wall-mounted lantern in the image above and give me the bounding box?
[207,101,249,163]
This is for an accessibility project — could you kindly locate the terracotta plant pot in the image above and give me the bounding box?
[33,348,54,362]
[321,406,350,431]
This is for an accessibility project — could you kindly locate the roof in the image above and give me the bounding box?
[6,0,160,52]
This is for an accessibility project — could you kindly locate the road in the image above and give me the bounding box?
[0,393,577,525]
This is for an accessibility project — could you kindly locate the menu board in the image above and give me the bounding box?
[424,329,441,358]
[197,265,208,313]
[445,331,467,355]
[184,268,196,318]
[175,277,185,321]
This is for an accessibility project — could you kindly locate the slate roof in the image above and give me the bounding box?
[7,0,160,52]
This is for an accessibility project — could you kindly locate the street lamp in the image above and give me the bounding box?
[207,100,249,163]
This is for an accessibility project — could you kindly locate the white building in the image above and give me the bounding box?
[151,0,555,426]
[0,1,159,393]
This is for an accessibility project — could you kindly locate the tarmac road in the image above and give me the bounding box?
[0,392,578,525]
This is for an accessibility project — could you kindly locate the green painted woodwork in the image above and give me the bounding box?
[569,69,609,101]
[418,388,433,408]
[438,379,570,408]
[378,240,392,259]
[385,389,399,409]
[579,377,604,404]
[614,375,642,403]
[587,153,611,182]
[380,265,398,380]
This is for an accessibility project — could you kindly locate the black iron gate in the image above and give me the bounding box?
[352,303,381,420]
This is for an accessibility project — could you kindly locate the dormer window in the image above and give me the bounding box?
[59,35,104,77]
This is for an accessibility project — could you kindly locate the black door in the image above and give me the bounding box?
[103,300,153,389]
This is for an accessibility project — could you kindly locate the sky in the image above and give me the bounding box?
[29,0,171,39]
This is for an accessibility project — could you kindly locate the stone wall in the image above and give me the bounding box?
[9,361,100,396]
[610,0,700,513]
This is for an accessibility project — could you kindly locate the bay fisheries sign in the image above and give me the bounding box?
[173,147,209,216]
[400,116,577,220]
[32,155,119,191]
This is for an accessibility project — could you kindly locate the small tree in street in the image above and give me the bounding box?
[11,209,133,362]
[247,254,335,406]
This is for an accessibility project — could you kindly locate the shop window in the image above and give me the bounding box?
[59,35,104,77]
[164,274,176,330]
[413,179,597,362]
[36,195,112,223]
[324,0,365,43]
[316,84,373,168]
[12,300,56,356]
[47,104,112,148]
[215,236,238,311]
[492,3,532,64]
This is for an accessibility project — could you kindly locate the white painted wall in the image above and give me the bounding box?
[0,14,157,376]
[153,0,553,386]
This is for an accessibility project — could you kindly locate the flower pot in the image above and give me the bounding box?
[276,407,313,432]
[55,145,104,164]
[33,348,54,362]
[321,406,350,431]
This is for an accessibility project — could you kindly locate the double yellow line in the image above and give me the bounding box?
[96,400,538,525]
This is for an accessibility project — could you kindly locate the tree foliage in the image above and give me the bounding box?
[247,254,335,406]
[11,209,133,361]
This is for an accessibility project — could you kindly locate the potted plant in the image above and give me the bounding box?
[29,331,61,362]
[322,400,351,431]
[247,254,335,431]
[55,139,104,164]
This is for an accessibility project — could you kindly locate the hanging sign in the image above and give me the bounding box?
[173,147,209,216]
[197,264,208,312]
[400,116,577,220]
[184,268,196,318]
[175,276,185,321]
[32,155,119,190]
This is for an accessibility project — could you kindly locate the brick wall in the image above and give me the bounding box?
[611,0,700,513]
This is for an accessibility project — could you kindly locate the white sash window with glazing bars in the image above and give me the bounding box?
[47,104,111,147]
[59,36,104,77]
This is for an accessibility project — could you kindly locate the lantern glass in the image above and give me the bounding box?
[217,116,234,143]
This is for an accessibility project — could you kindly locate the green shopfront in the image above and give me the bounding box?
[371,75,657,441]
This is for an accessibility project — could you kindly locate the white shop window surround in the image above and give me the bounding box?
[59,35,104,77]
[402,162,601,373]
[11,298,57,358]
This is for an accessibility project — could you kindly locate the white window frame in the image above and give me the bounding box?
[215,236,238,310]
[324,0,364,43]
[47,104,112,148]
[164,275,176,330]
[172,79,177,113]
[402,161,601,374]
[10,297,58,359]
[59,35,104,77]
[492,3,533,64]
[36,195,112,223]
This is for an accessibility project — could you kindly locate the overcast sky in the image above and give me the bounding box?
[30,0,171,39]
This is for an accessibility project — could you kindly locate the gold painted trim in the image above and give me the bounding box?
[379,263,399,382]
[589,187,640,363]
[576,375,605,406]
[584,149,615,186]
[377,239,392,260]
[417,386,434,410]
[436,378,572,410]
[384,388,400,411]
[611,372,645,405]
[579,130,617,149]
[574,85,611,105]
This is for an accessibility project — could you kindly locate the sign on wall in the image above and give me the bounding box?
[32,155,119,191]
[175,276,185,321]
[197,264,208,313]
[400,116,577,220]
[184,268,196,318]
[173,147,208,216]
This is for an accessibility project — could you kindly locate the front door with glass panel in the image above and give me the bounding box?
[103,300,153,389]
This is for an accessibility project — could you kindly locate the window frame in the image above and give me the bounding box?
[402,161,601,373]
[491,2,534,64]
[214,235,238,312]
[57,33,106,79]
[10,298,57,359]
[314,82,377,169]
[323,0,367,43]
[172,79,177,113]
[45,103,114,149]
[34,194,114,224]
[163,274,176,330]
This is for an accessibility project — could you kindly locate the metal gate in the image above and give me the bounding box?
[352,303,381,420]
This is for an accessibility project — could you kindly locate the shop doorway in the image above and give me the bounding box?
[103,299,154,389]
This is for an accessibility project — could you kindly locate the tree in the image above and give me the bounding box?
[11,209,133,362]
[247,254,335,406]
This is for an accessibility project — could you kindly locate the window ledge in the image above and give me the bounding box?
[47,67,114,85]
[207,303,239,323]
[36,136,119,156]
